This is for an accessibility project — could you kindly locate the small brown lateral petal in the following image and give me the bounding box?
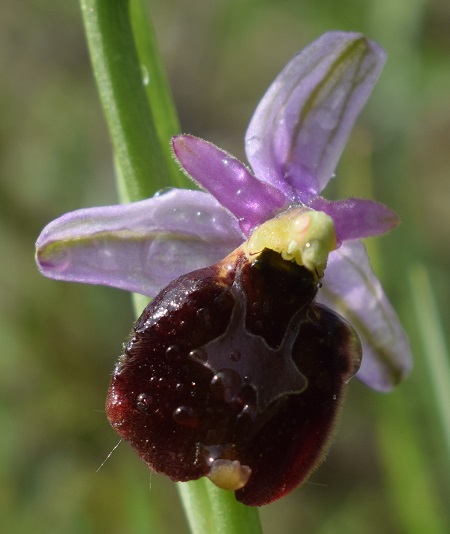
[106,248,361,506]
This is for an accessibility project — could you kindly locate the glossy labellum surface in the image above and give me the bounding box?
[106,247,362,506]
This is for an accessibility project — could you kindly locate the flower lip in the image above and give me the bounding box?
[106,242,362,506]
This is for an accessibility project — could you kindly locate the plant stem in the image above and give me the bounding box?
[129,0,190,189]
[178,478,263,534]
[80,0,170,201]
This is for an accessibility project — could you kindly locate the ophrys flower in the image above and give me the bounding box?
[36,31,411,506]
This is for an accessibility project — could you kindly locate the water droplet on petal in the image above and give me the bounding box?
[190,381,198,398]
[210,369,242,402]
[166,344,183,361]
[245,135,261,158]
[189,348,208,364]
[237,403,258,424]
[154,187,175,197]
[136,393,152,412]
[173,406,199,428]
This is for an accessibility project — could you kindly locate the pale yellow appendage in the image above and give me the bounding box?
[207,459,252,491]
[245,207,337,278]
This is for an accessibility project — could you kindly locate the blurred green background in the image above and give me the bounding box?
[1,0,449,532]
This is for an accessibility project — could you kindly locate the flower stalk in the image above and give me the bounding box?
[80,0,175,201]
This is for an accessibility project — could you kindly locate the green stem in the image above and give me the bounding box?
[79,1,263,532]
[80,0,171,201]
[178,479,263,534]
[129,0,189,188]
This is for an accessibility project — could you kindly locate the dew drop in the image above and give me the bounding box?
[173,406,199,428]
[140,65,150,86]
[190,380,199,398]
[245,135,261,158]
[165,344,183,361]
[189,348,208,364]
[210,369,242,402]
[197,443,233,468]
[237,403,258,423]
[136,393,151,412]
[154,187,175,197]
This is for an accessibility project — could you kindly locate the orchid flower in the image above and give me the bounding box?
[35,32,411,506]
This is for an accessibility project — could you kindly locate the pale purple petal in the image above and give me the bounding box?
[173,135,287,236]
[36,189,244,297]
[317,240,412,391]
[310,196,400,243]
[245,32,386,201]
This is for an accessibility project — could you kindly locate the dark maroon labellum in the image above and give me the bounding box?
[106,248,361,506]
